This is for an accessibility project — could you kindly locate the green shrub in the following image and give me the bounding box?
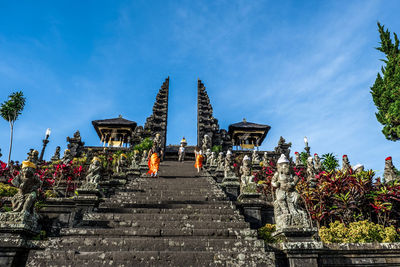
[212,145,222,153]
[258,224,276,243]
[0,182,18,197]
[134,137,153,153]
[319,220,400,243]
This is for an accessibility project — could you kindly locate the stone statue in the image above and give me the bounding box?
[294,152,301,166]
[80,157,102,190]
[224,151,236,178]
[313,153,322,173]
[272,154,310,230]
[178,143,185,162]
[116,153,128,174]
[307,157,317,188]
[27,149,39,165]
[274,136,292,159]
[11,160,41,214]
[205,149,212,167]
[252,150,260,165]
[342,155,351,173]
[0,159,41,233]
[62,149,73,164]
[384,156,398,183]
[353,163,364,174]
[153,133,162,149]
[51,146,61,162]
[216,152,225,171]
[130,150,140,169]
[66,130,85,158]
[140,150,148,165]
[240,155,256,193]
[210,152,218,167]
[202,134,212,154]
[262,152,269,167]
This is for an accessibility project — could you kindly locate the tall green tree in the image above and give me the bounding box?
[371,22,400,141]
[0,91,26,164]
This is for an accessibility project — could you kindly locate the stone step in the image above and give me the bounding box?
[60,227,258,239]
[99,202,235,209]
[114,190,224,196]
[106,196,228,203]
[28,250,271,267]
[39,237,265,252]
[96,207,240,215]
[82,218,249,229]
[82,212,244,222]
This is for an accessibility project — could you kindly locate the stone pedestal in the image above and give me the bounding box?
[126,168,140,179]
[139,163,148,175]
[237,192,265,229]
[214,170,224,183]
[0,211,40,267]
[221,176,240,201]
[73,188,101,227]
[273,227,321,267]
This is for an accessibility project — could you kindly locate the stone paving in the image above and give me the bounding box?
[26,161,273,266]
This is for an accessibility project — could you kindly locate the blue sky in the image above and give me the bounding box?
[0,0,399,176]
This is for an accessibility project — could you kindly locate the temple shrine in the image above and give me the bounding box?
[92,115,137,147]
[228,119,271,150]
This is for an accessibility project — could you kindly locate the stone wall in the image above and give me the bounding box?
[270,242,400,267]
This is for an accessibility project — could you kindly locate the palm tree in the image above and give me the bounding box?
[0,91,26,165]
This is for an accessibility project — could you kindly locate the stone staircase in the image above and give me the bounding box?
[26,161,273,266]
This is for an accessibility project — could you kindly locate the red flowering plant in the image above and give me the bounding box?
[368,178,400,227]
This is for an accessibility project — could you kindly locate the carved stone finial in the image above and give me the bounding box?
[342,155,351,173]
[384,156,398,183]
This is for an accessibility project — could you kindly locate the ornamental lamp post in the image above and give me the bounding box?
[304,136,311,156]
[39,128,51,162]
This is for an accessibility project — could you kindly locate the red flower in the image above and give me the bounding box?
[343,155,347,158]
[233,163,237,167]
[386,156,392,161]
[295,152,299,154]
[314,153,318,156]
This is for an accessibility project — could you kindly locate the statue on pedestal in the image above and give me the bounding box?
[51,146,61,162]
[342,155,351,173]
[206,149,213,167]
[252,150,260,166]
[294,152,301,166]
[66,130,85,158]
[202,134,212,154]
[240,155,256,193]
[313,153,322,173]
[80,157,102,190]
[272,154,310,231]
[140,150,148,165]
[62,149,73,165]
[262,152,269,167]
[0,158,41,233]
[384,156,398,183]
[27,149,39,165]
[116,154,128,174]
[307,157,317,188]
[216,152,225,172]
[224,151,236,178]
[130,150,140,169]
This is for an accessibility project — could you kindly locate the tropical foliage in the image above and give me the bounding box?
[0,91,26,164]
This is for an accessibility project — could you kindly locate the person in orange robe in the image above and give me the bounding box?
[194,147,204,173]
[147,145,161,177]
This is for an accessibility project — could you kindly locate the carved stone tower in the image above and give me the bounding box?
[143,77,170,150]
